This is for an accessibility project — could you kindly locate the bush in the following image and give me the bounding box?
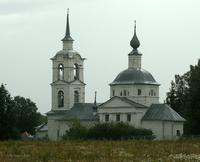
[62,121,155,140]
[62,120,88,140]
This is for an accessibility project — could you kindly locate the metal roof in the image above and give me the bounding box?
[35,123,48,132]
[142,104,186,122]
[47,103,98,121]
[110,68,159,86]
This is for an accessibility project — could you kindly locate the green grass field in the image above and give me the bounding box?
[0,139,200,162]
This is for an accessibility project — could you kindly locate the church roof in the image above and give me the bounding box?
[142,104,186,122]
[110,68,159,85]
[47,103,99,121]
[35,123,48,132]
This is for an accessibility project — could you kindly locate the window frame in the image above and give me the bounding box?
[58,90,64,108]
[74,90,79,103]
[138,89,142,95]
[105,114,109,122]
[58,64,64,80]
[116,114,120,122]
[127,113,131,122]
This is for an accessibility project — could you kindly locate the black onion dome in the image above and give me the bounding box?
[130,33,140,49]
[110,68,159,85]
[130,20,140,50]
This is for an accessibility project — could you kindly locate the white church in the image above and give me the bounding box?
[38,12,186,140]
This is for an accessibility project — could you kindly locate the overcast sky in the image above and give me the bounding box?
[0,0,200,114]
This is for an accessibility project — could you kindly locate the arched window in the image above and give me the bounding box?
[73,63,79,80]
[58,64,64,80]
[58,91,64,107]
[74,90,79,103]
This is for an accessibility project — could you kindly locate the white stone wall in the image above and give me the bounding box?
[128,54,142,68]
[51,49,85,110]
[141,120,184,140]
[110,84,159,106]
[48,116,97,140]
[63,41,73,50]
[98,97,148,128]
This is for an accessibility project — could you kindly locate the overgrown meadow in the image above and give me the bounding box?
[0,139,200,162]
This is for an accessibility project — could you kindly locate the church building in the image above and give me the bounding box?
[46,12,185,140]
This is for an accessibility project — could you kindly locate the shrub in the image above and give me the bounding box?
[62,121,155,140]
[62,120,88,140]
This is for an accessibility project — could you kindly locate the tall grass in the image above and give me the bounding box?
[0,139,200,161]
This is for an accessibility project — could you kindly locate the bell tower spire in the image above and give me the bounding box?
[62,8,74,50]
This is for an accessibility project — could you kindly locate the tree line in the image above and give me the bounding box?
[166,59,200,135]
[0,84,46,140]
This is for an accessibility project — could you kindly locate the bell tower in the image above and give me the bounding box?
[50,10,86,110]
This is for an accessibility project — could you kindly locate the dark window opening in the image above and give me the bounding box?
[58,64,64,80]
[123,90,127,96]
[127,114,131,122]
[74,90,79,103]
[176,130,180,136]
[150,89,154,96]
[116,114,120,122]
[74,64,79,80]
[58,91,64,107]
[138,89,142,95]
[120,91,123,96]
[105,114,109,122]
[112,90,115,96]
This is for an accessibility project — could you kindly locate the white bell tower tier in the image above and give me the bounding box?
[50,10,86,111]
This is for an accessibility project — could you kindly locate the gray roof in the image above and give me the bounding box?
[110,68,159,86]
[47,103,98,121]
[142,104,186,122]
[35,123,48,132]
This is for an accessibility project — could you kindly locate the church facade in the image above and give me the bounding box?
[46,13,185,140]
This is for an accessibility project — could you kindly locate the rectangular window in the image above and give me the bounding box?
[138,89,142,95]
[127,114,131,122]
[123,90,126,96]
[116,114,120,122]
[176,130,180,136]
[105,114,109,122]
[113,90,115,96]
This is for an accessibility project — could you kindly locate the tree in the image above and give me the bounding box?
[166,60,200,135]
[0,84,19,140]
[0,84,46,140]
[185,60,200,134]
[166,73,189,117]
[14,96,46,135]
